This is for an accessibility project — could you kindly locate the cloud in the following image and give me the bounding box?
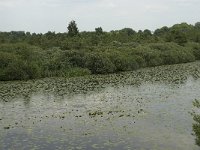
[0,0,19,8]
[0,0,199,33]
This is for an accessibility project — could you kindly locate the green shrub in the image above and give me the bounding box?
[63,68,91,77]
[133,46,163,67]
[62,50,86,67]
[3,60,29,80]
[134,55,146,68]
[0,41,199,81]
[149,42,177,51]
[109,52,130,71]
[161,50,180,64]
[185,42,200,60]
[161,48,195,64]
[85,53,116,74]
[110,54,140,71]
[0,51,18,69]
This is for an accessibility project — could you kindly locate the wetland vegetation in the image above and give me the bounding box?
[1,21,200,149]
[192,99,200,146]
[0,21,200,81]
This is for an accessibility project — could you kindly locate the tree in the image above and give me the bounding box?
[143,29,152,36]
[67,20,79,37]
[154,26,169,36]
[119,28,136,36]
[95,27,103,35]
[195,22,200,29]
[171,30,187,45]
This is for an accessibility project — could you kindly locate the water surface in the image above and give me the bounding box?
[1,62,200,150]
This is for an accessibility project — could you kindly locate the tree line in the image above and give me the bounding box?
[0,21,200,81]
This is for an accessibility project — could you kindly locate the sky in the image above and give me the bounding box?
[0,0,200,33]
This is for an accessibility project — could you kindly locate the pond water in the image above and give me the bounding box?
[1,62,200,150]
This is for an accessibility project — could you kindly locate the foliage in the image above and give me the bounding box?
[185,42,200,59]
[63,68,91,77]
[67,20,79,37]
[0,21,200,81]
[192,99,200,146]
[95,27,103,35]
[85,53,116,74]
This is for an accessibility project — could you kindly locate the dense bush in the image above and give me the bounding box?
[0,41,199,81]
[185,42,200,59]
[110,54,140,71]
[132,43,196,66]
[0,50,41,80]
[63,68,91,77]
[0,58,40,81]
[1,21,200,81]
[84,53,116,74]
[133,46,163,67]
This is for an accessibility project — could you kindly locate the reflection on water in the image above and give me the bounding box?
[1,62,200,150]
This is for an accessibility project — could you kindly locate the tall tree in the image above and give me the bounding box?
[95,27,103,35]
[67,20,79,37]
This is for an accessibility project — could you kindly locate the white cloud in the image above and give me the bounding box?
[145,4,169,13]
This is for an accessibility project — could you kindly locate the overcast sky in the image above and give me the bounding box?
[0,0,199,33]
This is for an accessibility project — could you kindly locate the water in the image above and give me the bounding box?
[1,62,200,150]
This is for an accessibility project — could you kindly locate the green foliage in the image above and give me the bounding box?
[193,99,200,108]
[63,68,91,77]
[1,59,40,81]
[143,29,152,36]
[85,53,116,74]
[193,123,200,146]
[0,51,17,69]
[185,42,200,59]
[109,52,140,71]
[133,46,163,67]
[0,44,42,81]
[1,21,200,81]
[154,26,169,36]
[62,50,86,67]
[119,28,136,36]
[171,30,187,45]
[67,20,79,37]
[195,22,200,29]
[192,99,200,146]
[95,27,103,35]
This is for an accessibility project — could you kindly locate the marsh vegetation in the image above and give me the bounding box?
[1,21,200,149]
[0,22,200,81]
[192,99,200,146]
